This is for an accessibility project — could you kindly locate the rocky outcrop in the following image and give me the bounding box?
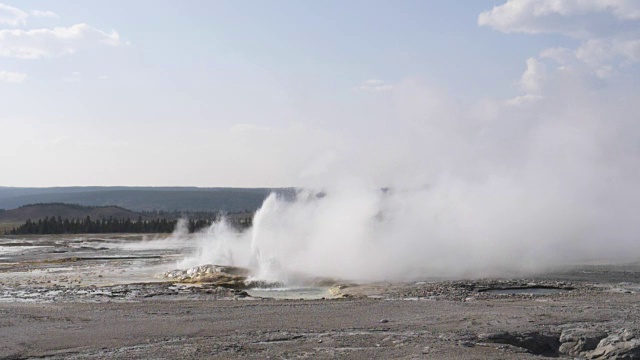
[588,329,640,359]
[478,331,560,356]
[161,265,252,289]
[161,265,332,290]
[559,328,608,357]
[478,328,640,359]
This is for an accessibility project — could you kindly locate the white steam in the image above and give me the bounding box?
[173,78,640,283]
[176,168,640,283]
[172,3,640,283]
[175,219,252,270]
[244,177,636,282]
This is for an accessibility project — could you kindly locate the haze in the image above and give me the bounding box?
[1,0,636,189]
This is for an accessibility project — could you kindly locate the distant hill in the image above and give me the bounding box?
[0,187,291,212]
[0,203,144,223]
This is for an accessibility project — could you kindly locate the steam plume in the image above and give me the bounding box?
[176,58,640,283]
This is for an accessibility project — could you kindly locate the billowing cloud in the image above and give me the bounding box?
[0,3,27,26]
[537,39,640,79]
[0,23,121,59]
[359,79,394,92]
[577,37,640,67]
[478,0,640,37]
[480,0,640,83]
[506,57,547,105]
[0,70,26,83]
[520,57,546,93]
[31,10,59,19]
[539,47,575,64]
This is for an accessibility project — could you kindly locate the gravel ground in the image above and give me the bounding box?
[0,290,638,359]
[2,235,640,359]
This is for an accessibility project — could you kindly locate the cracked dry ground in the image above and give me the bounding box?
[1,288,640,359]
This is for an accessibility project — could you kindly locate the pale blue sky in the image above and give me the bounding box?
[0,1,638,186]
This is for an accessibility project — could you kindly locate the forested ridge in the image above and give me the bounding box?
[1,202,255,235]
[0,187,291,212]
[6,216,218,235]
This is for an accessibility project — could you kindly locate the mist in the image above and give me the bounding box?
[172,74,640,282]
[164,11,640,283]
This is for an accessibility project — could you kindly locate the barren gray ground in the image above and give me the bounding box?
[1,235,640,359]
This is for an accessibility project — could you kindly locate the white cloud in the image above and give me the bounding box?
[0,23,121,59]
[31,10,59,19]
[520,57,546,94]
[506,93,543,106]
[577,38,640,67]
[478,0,640,37]
[359,79,394,92]
[481,0,640,81]
[539,47,575,64]
[0,70,26,83]
[0,3,27,26]
[507,57,547,105]
[535,38,640,79]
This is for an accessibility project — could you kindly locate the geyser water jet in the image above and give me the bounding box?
[175,77,640,283]
[177,171,640,284]
[174,218,252,271]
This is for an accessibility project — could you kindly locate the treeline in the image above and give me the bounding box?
[139,209,221,221]
[139,209,254,221]
[16,202,122,210]
[6,216,215,235]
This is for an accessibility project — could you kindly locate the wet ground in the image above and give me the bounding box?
[1,234,640,359]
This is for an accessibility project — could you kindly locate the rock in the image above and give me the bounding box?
[160,265,252,289]
[559,328,607,357]
[307,277,338,287]
[588,329,640,359]
[162,265,251,279]
[328,284,349,296]
[243,279,284,289]
[478,331,560,356]
[328,283,361,297]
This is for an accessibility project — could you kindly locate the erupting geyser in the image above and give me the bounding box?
[172,81,640,284]
[176,170,640,284]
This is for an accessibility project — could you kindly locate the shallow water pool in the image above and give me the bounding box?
[247,287,331,300]
[483,287,570,295]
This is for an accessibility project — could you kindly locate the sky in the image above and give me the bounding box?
[0,0,639,187]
